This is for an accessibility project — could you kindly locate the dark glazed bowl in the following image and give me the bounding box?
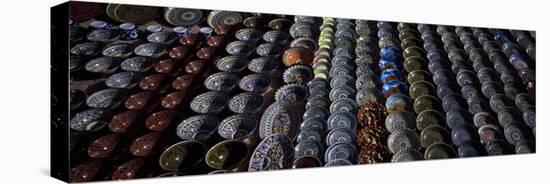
[159,140,208,171]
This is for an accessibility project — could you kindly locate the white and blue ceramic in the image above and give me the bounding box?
[119,23,139,40]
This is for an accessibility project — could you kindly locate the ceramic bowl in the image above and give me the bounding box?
[259,101,300,139]
[327,111,357,130]
[248,57,279,74]
[256,42,283,57]
[218,114,257,140]
[228,92,264,114]
[239,74,271,93]
[105,72,142,89]
[329,85,357,102]
[86,29,118,42]
[248,134,294,171]
[145,110,183,132]
[243,16,266,28]
[120,57,153,72]
[159,140,207,171]
[205,140,249,170]
[235,28,263,43]
[102,43,133,58]
[329,98,359,113]
[86,88,128,109]
[225,41,256,56]
[147,31,178,45]
[134,43,167,58]
[216,55,248,72]
[70,42,101,56]
[263,30,289,44]
[176,115,219,141]
[204,72,240,92]
[293,155,322,168]
[70,108,111,132]
[267,18,292,30]
[282,47,315,66]
[303,106,330,120]
[296,129,323,143]
[324,159,352,167]
[190,91,229,114]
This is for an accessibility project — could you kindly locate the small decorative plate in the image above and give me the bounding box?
[382,80,408,98]
[413,95,442,114]
[86,89,128,109]
[248,57,279,74]
[290,37,317,51]
[329,86,357,102]
[239,74,271,93]
[409,80,435,99]
[380,68,405,83]
[274,83,309,103]
[283,64,313,84]
[294,140,324,159]
[134,43,167,58]
[300,117,326,132]
[190,91,229,114]
[113,5,158,24]
[385,111,416,133]
[385,93,413,113]
[407,70,432,85]
[451,124,478,146]
[324,142,356,163]
[420,125,451,148]
[330,74,355,89]
[243,16,266,28]
[204,72,240,92]
[121,57,152,72]
[282,47,314,66]
[296,129,323,143]
[306,96,330,109]
[205,140,249,170]
[259,101,300,139]
[249,134,294,171]
[302,106,330,120]
[218,114,257,140]
[445,108,473,130]
[326,127,356,145]
[327,111,357,130]
[164,8,204,26]
[388,129,421,154]
[207,11,243,28]
[457,140,484,157]
[176,115,220,141]
[228,92,264,114]
[416,110,445,131]
[105,72,142,89]
[424,143,456,160]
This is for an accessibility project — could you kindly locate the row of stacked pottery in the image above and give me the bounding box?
[433,25,490,157]
[412,24,457,159]
[354,20,390,164]
[456,28,534,155]
[291,17,335,168]
[493,30,536,96]
[251,16,318,171]
[320,19,359,165]
[479,29,535,153]
[376,22,423,162]
[398,23,456,160]
[509,30,536,64]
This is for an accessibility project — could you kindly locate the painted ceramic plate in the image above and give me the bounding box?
[259,101,300,139]
[164,8,204,26]
[249,134,294,171]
